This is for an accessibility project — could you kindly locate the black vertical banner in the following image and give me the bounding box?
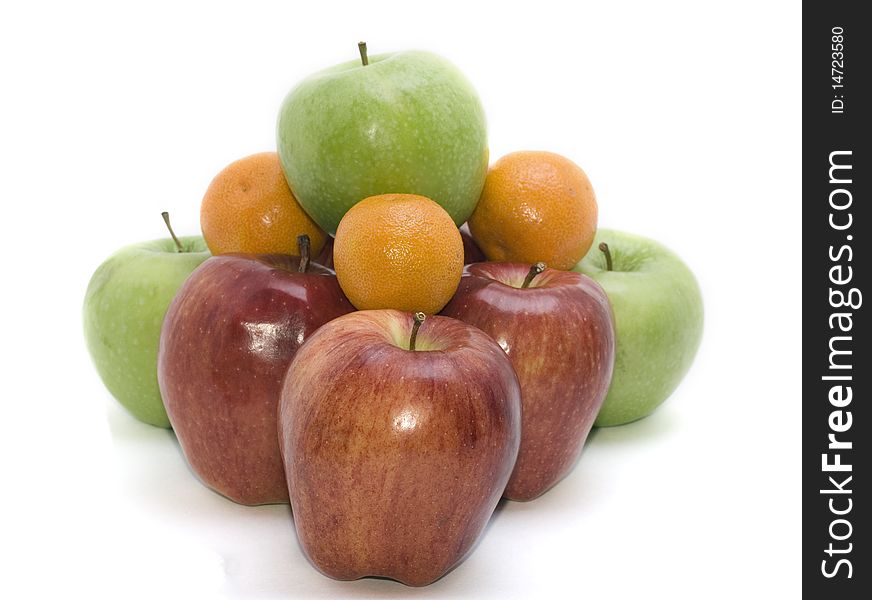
[804,3,869,597]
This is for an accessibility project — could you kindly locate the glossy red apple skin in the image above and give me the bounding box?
[158,254,354,505]
[279,310,521,586]
[460,223,485,264]
[441,262,615,501]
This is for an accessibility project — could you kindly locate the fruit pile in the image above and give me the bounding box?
[83,44,703,587]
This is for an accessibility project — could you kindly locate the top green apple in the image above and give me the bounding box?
[277,46,488,234]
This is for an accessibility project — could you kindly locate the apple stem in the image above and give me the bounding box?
[521,262,546,289]
[409,312,426,351]
[358,41,369,66]
[161,212,184,253]
[297,234,311,273]
[599,242,613,271]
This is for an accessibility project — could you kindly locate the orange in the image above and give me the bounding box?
[333,194,463,314]
[200,152,326,257]
[468,151,597,270]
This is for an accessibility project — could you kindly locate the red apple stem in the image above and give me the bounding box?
[358,41,369,66]
[297,234,311,273]
[161,212,184,253]
[409,312,426,351]
[598,242,613,271]
[521,262,546,289]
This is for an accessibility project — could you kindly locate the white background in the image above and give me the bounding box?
[0,1,801,598]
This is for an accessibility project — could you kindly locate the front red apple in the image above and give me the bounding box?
[278,310,521,586]
[158,253,353,505]
[441,262,615,501]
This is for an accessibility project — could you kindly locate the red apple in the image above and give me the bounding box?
[278,310,521,586]
[158,243,354,505]
[441,262,615,501]
[315,235,334,269]
[460,222,485,264]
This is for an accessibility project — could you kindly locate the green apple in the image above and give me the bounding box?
[573,229,703,426]
[277,44,488,234]
[83,230,209,427]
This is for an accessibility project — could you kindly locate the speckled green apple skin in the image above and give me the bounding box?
[574,229,703,426]
[83,237,209,427]
[277,50,488,234]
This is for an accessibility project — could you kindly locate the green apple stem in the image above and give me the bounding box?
[598,242,613,271]
[161,212,184,253]
[409,312,426,351]
[358,41,369,66]
[297,234,311,273]
[521,262,546,288]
